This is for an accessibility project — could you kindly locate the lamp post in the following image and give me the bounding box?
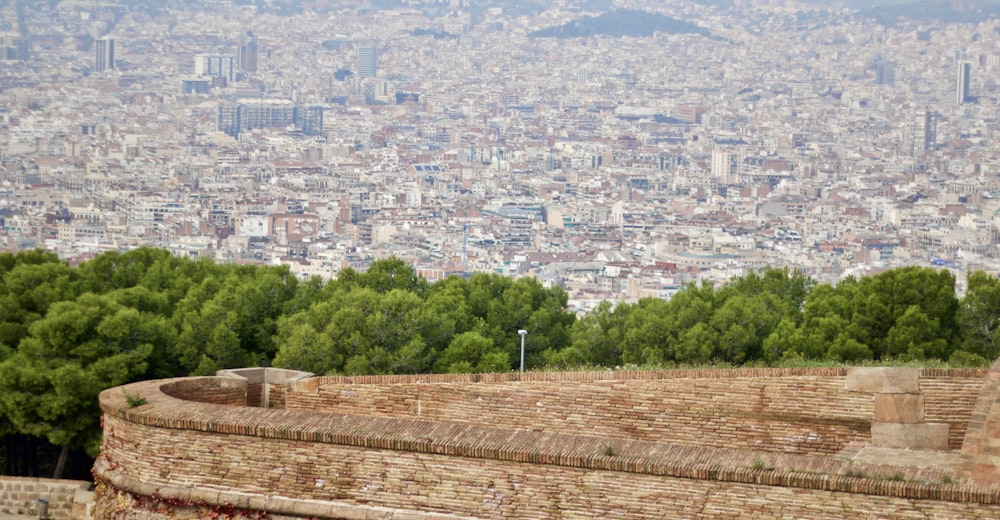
[517,329,527,373]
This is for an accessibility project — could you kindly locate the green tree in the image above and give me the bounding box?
[76,247,174,294]
[433,331,508,373]
[795,282,859,359]
[722,267,813,318]
[956,271,1000,361]
[0,293,158,477]
[709,295,777,363]
[274,286,429,375]
[621,298,672,365]
[367,289,433,374]
[172,267,298,375]
[855,267,958,360]
[554,300,630,367]
[345,256,429,295]
[674,322,716,364]
[419,276,472,349]
[827,336,873,362]
[0,260,78,349]
[762,318,805,363]
[885,305,948,361]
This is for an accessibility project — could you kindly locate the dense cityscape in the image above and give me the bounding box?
[2,0,1000,312]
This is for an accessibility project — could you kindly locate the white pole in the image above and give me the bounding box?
[517,329,527,373]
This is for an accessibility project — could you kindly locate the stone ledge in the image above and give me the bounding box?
[846,368,920,393]
[871,422,950,450]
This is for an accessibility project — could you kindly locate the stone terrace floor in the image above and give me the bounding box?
[847,444,967,474]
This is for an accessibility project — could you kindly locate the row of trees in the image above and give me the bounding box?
[0,248,998,478]
[547,267,999,369]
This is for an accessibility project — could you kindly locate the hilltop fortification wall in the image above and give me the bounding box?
[94,368,1000,519]
[286,368,982,453]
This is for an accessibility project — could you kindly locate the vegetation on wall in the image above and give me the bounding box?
[0,247,996,478]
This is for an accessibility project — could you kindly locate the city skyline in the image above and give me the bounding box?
[0,0,999,308]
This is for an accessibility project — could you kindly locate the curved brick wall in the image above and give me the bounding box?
[287,368,986,454]
[160,377,248,405]
[95,368,1000,519]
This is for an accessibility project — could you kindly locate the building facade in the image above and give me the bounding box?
[956,61,971,105]
[357,41,378,78]
[94,38,114,72]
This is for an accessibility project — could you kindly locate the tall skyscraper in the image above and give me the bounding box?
[956,61,970,105]
[239,36,258,74]
[357,41,377,78]
[95,38,114,72]
[911,108,937,157]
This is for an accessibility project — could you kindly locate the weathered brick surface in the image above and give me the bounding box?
[0,477,91,519]
[159,377,247,406]
[920,371,986,449]
[268,383,288,409]
[95,369,999,519]
[285,369,979,456]
[286,371,873,453]
[246,383,264,407]
[96,411,1000,519]
[959,365,1000,483]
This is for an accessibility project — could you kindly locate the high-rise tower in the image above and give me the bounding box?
[357,41,377,78]
[912,108,937,157]
[239,36,258,74]
[95,38,114,72]
[956,61,970,105]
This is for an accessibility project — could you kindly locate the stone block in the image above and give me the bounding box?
[871,422,950,450]
[291,500,331,517]
[846,367,920,393]
[874,394,924,423]
[326,504,369,520]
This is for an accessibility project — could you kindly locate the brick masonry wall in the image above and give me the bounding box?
[246,383,264,407]
[920,369,988,449]
[159,377,247,406]
[959,362,1000,484]
[268,383,288,409]
[0,477,91,519]
[285,369,985,456]
[95,369,998,519]
[96,413,1000,520]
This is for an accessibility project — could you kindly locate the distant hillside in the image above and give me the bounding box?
[529,9,710,39]
[858,0,1000,24]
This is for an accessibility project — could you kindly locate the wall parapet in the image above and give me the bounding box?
[286,367,985,454]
